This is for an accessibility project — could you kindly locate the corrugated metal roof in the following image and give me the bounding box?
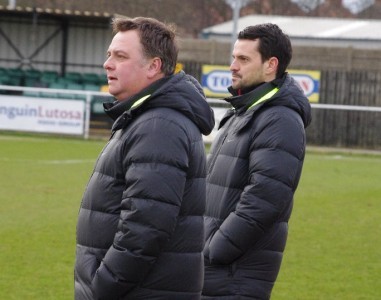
[0,5,112,18]
[201,15,381,47]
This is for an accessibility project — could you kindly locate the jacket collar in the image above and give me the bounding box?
[226,76,285,112]
[102,71,215,135]
[103,76,171,132]
[218,76,285,131]
[103,76,170,122]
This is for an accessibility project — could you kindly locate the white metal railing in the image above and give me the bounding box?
[206,98,381,112]
[1,85,381,140]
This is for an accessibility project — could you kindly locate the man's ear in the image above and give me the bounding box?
[147,57,163,79]
[266,57,278,76]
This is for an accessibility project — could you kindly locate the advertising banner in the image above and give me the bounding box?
[201,65,231,98]
[288,69,320,103]
[0,96,85,135]
[201,65,320,102]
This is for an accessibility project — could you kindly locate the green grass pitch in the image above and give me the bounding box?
[0,133,380,299]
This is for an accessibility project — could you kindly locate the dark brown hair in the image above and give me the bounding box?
[112,17,178,76]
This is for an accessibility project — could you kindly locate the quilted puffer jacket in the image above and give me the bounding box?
[202,73,311,300]
[75,71,215,300]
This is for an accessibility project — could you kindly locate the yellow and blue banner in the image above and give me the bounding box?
[201,65,320,102]
[288,69,320,103]
[201,65,231,98]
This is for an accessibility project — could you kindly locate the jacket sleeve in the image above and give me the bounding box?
[207,107,306,265]
[92,115,189,299]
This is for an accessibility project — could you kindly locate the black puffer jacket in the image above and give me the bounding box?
[202,73,311,300]
[75,71,215,300]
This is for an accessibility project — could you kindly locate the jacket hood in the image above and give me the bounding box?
[104,71,215,135]
[267,74,312,128]
[148,71,215,135]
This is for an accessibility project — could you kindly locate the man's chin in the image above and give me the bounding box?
[231,83,240,90]
[231,78,242,88]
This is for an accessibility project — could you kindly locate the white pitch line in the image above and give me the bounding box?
[308,154,381,163]
[0,157,95,164]
[39,159,95,164]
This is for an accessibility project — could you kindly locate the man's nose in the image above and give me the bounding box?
[230,59,238,72]
[103,57,113,70]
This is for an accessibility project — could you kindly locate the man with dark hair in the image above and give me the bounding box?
[202,23,312,299]
[74,17,214,300]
